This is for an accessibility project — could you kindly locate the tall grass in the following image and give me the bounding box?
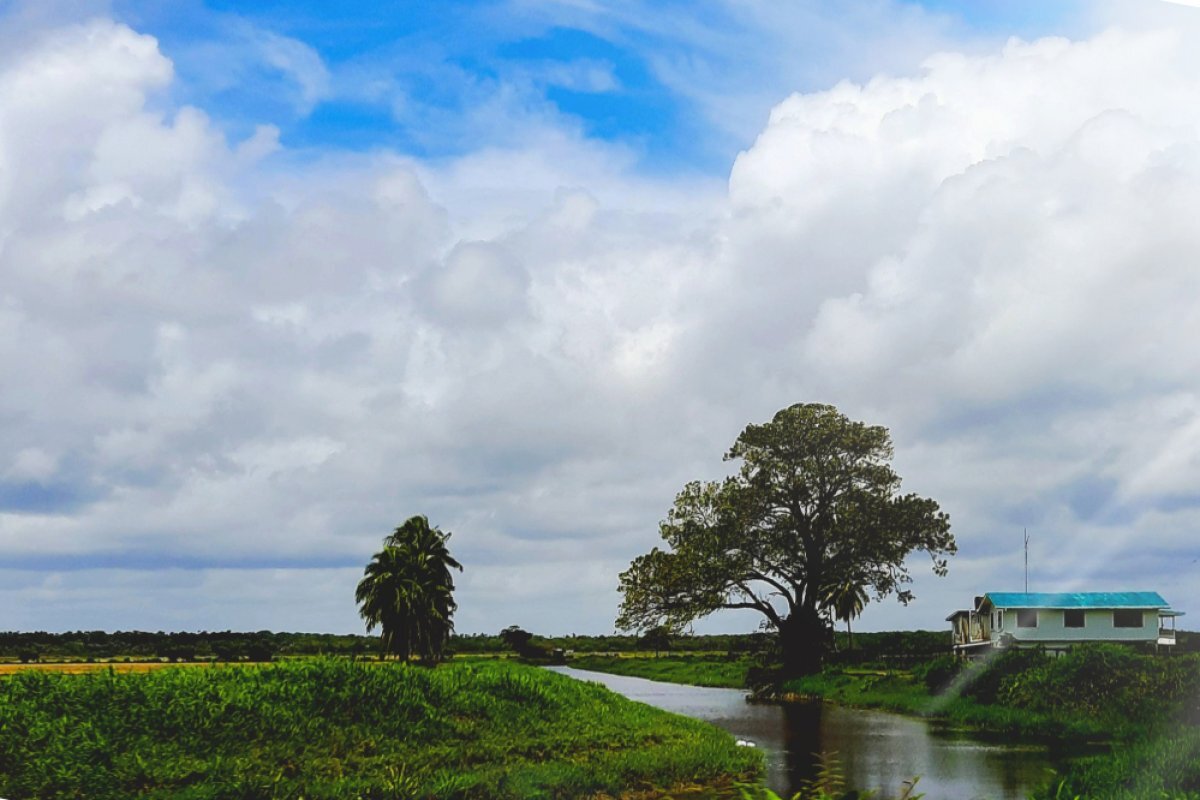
[0,658,761,799]
[1032,728,1200,800]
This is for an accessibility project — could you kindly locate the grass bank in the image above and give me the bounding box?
[782,668,1109,741]
[572,647,1200,799]
[569,654,752,689]
[1041,728,1200,800]
[786,647,1200,800]
[0,658,761,799]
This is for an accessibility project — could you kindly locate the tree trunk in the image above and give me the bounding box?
[779,607,828,678]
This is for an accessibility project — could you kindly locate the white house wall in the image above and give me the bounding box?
[993,608,1158,644]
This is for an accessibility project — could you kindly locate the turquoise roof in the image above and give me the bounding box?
[984,591,1169,609]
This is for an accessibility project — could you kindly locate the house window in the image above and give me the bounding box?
[1064,609,1085,628]
[1017,609,1038,628]
[1113,609,1144,628]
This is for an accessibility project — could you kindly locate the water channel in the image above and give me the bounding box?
[549,666,1073,800]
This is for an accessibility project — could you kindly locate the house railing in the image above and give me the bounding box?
[1158,627,1176,642]
[953,626,988,645]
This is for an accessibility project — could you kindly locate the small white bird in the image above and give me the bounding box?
[735,739,757,747]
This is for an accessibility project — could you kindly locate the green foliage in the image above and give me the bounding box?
[998,646,1200,727]
[356,515,462,663]
[0,659,761,799]
[911,655,962,693]
[497,626,563,663]
[825,582,868,652]
[0,630,376,662]
[784,662,1102,742]
[617,403,954,676]
[499,626,533,650]
[1031,727,1200,800]
[0,630,783,663]
[957,648,1049,705]
[639,625,674,655]
[828,630,948,667]
[785,647,1200,799]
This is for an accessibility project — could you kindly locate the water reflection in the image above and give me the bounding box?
[549,666,1066,800]
[782,702,823,791]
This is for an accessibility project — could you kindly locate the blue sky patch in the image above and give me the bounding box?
[0,481,100,515]
[101,0,1090,174]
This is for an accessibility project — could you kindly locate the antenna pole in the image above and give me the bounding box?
[1024,529,1029,593]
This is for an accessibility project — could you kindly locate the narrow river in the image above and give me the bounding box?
[548,666,1072,800]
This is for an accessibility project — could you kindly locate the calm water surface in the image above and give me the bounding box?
[548,666,1070,800]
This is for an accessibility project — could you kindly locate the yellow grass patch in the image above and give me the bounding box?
[0,661,239,676]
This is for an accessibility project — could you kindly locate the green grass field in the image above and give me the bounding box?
[568,654,752,689]
[0,658,761,799]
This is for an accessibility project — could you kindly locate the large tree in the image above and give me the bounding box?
[356,515,462,663]
[616,403,954,676]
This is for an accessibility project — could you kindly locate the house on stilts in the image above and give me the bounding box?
[947,591,1183,657]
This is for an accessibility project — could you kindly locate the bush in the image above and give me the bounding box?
[1001,645,1200,724]
[156,646,196,662]
[244,643,273,662]
[915,655,963,693]
[959,648,1048,705]
[211,644,240,662]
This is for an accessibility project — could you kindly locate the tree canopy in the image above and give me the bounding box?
[616,403,955,675]
[356,515,462,662]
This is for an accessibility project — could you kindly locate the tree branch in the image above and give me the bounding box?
[730,582,784,627]
[747,570,796,611]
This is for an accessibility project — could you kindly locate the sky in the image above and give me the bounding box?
[2,0,1199,637]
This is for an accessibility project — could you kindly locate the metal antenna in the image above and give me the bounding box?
[1024,529,1029,593]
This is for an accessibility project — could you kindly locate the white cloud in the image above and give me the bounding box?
[255,30,332,113]
[5,448,59,482]
[3,15,1200,636]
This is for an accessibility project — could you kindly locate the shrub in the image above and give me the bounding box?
[915,654,963,693]
[959,647,1048,705]
[244,643,273,662]
[1000,645,1200,724]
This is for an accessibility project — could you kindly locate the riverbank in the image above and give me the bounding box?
[0,658,761,799]
[781,666,1111,741]
[572,647,1200,799]
[770,667,1200,800]
[558,664,1074,800]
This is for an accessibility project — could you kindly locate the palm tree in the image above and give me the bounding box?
[826,581,869,652]
[356,515,463,663]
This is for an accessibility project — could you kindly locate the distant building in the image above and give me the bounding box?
[947,591,1183,657]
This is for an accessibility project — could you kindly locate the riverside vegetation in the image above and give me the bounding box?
[572,640,1200,800]
[0,658,761,800]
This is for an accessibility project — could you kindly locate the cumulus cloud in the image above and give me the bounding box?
[3,13,1200,634]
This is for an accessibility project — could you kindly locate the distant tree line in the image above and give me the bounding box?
[451,631,779,655]
[7,628,1193,663]
[0,630,774,662]
[0,631,374,663]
